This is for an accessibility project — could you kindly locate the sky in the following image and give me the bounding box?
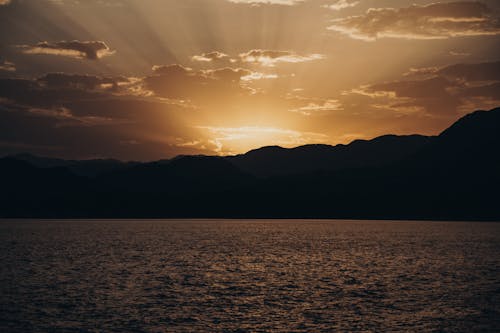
[0,0,499,160]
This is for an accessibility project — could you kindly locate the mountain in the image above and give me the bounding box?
[96,155,253,193]
[0,158,82,191]
[227,134,433,178]
[410,108,500,169]
[0,158,85,217]
[6,153,138,177]
[0,107,499,220]
[247,107,500,220]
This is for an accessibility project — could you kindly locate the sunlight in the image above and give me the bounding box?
[198,125,328,155]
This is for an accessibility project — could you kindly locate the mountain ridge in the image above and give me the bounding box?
[1,107,499,220]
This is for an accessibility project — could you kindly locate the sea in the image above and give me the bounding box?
[1,219,499,332]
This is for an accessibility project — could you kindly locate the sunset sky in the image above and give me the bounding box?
[0,0,499,160]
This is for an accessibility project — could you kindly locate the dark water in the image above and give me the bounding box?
[1,220,499,332]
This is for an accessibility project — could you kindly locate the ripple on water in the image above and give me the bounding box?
[0,219,499,332]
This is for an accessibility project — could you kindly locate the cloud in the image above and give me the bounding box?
[144,64,209,99]
[191,51,230,62]
[449,51,471,57]
[287,95,343,116]
[47,0,124,6]
[404,61,500,82]
[203,67,253,82]
[201,67,277,82]
[404,66,440,77]
[0,74,206,160]
[192,49,324,67]
[0,73,184,119]
[152,64,192,76]
[369,77,455,100]
[328,1,500,40]
[344,60,500,117]
[0,61,15,72]
[0,100,199,160]
[27,106,115,128]
[239,49,325,67]
[437,61,500,82]
[226,0,304,5]
[324,0,359,11]
[0,77,104,109]
[144,64,271,100]
[37,73,129,90]
[461,81,500,99]
[365,76,461,115]
[20,40,114,60]
[240,72,278,81]
[290,101,343,116]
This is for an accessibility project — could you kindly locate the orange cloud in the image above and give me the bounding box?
[324,0,359,11]
[328,2,500,40]
[239,49,325,67]
[191,51,230,62]
[287,95,343,116]
[227,0,304,5]
[0,61,15,72]
[21,40,114,60]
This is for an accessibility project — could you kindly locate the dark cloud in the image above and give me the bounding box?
[367,76,461,115]
[0,103,199,160]
[0,60,15,72]
[144,65,210,100]
[144,64,253,100]
[328,1,500,40]
[437,61,500,81]
[37,73,129,90]
[0,72,210,160]
[0,75,118,109]
[404,61,500,82]
[353,60,500,116]
[0,66,276,159]
[461,81,500,99]
[370,77,456,100]
[20,40,114,60]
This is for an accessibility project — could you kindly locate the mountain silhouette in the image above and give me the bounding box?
[97,155,253,193]
[1,107,499,220]
[8,153,137,177]
[411,108,500,169]
[227,134,433,178]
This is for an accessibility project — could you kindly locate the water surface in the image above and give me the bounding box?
[1,219,499,332]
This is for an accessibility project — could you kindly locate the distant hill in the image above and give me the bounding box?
[97,155,253,193]
[8,153,138,177]
[227,134,433,178]
[1,107,499,220]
